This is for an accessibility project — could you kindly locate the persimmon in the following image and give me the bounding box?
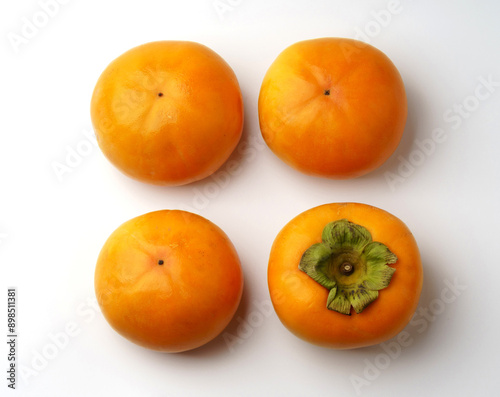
[258,38,407,179]
[94,210,243,352]
[91,41,243,185]
[267,202,422,349]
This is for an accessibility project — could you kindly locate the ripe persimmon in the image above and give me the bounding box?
[268,202,422,349]
[91,41,244,185]
[258,38,407,179]
[94,210,243,352]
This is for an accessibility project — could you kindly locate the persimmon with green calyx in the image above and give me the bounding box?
[267,202,423,349]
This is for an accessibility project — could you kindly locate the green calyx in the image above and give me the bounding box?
[299,219,397,315]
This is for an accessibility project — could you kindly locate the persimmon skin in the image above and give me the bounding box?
[94,210,243,352]
[91,41,244,186]
[258,38,407,179]
[268,203,423,349]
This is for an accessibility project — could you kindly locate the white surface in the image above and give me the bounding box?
[1,0,500,396]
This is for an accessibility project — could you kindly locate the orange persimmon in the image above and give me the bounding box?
[91,41,243,185]
[268,202,422,349]
[258,38,407,179]
[94,210,243,352]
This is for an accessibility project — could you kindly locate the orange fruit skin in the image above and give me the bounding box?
[268,203,422,349]
[91,41,244,186]
[94,210,243,352]
[258,38,407,179]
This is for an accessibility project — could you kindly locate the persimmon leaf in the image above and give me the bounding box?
[322,219,372,253]
[346,288,379,314]
[326,290,351,315]
[299,243,336,289]
[362,242,397,290]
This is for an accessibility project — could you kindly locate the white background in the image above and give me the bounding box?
[1,0,500,396]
